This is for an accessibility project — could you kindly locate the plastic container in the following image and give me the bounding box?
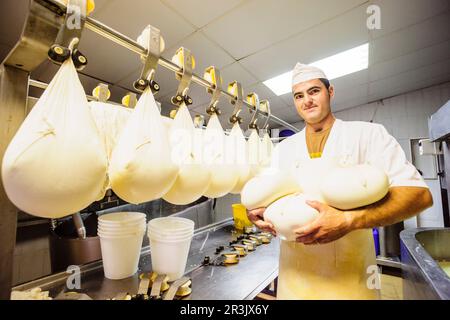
[232,204,253,230]
[148,236,192,281]
[147,217,194,281]
[98,212,146,225]
[99,231,145,280]
[148,217,194,233]
[373,228,380,256]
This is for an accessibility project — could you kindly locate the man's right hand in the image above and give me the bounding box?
[246,208,277,236]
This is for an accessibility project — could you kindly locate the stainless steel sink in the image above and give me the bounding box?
[400,228,450,300]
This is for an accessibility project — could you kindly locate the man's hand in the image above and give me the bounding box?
[246,208,277,236]
[294,200,354,245]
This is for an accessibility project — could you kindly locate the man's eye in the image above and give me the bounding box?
[310,89,320,94]
[295,95,303,100]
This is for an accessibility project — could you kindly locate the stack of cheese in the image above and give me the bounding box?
[241,159,389,241]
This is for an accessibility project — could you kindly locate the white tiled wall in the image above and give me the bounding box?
[288,81,450,228]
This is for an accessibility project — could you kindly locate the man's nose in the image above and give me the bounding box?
[303,94,313,106]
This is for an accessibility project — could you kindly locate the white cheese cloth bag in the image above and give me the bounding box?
[109,88,178,204]
[1,59,108,218]
[203,114,239,198]
[259,132,274,169]
[229,123,251,194]
[163,104,211,205]
[89,102,132,161]
[247,129,262,178]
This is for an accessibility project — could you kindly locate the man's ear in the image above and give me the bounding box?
[328,85,335,99]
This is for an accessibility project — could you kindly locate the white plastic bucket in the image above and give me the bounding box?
[148,236,192,281]
[147,217,194,233]
[98,212,146,225]
[147,217,194,281]
[99,232,144,280]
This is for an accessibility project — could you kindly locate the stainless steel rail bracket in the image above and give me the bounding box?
[133,25,162,93]
[204,66,222,116]
[247,93,261,132]
[260,99,272,133]
[47,0,88,70]
[171,47,194,106]
[228,81,244,125]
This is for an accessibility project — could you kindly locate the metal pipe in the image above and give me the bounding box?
[37,0,300,132]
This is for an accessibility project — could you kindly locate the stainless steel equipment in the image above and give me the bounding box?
[429,100,450,227]
[400,228,450,299]
[13,220,280,300]
[0,0,298,299]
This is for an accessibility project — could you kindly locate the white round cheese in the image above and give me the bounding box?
[264,193,318,241]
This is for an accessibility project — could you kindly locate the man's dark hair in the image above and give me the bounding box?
[319,78,330,90]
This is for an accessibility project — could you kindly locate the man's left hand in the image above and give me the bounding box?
[294,200,354,245]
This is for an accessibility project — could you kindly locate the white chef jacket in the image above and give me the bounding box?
[269,118,428,299]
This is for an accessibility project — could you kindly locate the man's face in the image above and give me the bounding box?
[292,79,334,124]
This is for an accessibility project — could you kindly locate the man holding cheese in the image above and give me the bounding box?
[247,63,433,299]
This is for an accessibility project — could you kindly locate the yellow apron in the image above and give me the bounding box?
[277,226,380,300]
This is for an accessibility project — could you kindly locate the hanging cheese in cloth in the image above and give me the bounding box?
[89,102,132,161]
[109,88,178,204]
[1,59,108,218]
[163,103,210,205]
[247,129,262,178]
[259,131,274,168]
[202,114,239,198]
[229,123,251,194]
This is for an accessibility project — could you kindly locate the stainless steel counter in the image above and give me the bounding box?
[13,219,280,300]
[400,228,450,300]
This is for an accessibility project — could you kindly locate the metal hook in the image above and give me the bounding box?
[260,100,271,133]
[204,66,222,116]
[133,25,162,93]
[48,0,87,70]
[247,92,261,131]
[171,47,194,106]
[228,81,244,125]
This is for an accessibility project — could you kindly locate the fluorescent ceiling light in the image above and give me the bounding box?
[263,43,369,96]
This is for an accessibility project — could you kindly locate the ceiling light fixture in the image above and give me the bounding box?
[263,43,369,96]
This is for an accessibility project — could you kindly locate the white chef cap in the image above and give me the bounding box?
[292,63,327,87]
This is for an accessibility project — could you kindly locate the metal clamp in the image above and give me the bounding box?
[133,25,162,93]
[47,0,88,70]
[247,92,261,131]
[171,47,194,106]
[227,81,244,125]
[92,83,110,102]
[122,92,137,108]
[204,66,222,116]
[260,100,272,133]
[163,277,191,300]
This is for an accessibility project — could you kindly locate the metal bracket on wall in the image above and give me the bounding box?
[171,47,194,106]
[133,25,162,93]
[228,81,244,126]
[47,0,88,70]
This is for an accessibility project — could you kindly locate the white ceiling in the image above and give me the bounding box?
[1,0,449,128]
